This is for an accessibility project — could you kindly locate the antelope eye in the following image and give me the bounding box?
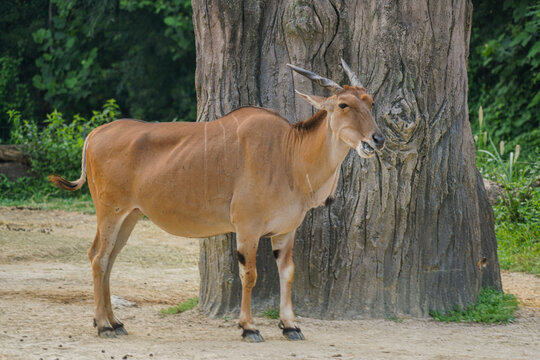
[338,103,349,109]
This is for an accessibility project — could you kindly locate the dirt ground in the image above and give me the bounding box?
[0,207,538,360]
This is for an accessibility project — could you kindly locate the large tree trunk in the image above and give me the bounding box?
[194,0,501,319]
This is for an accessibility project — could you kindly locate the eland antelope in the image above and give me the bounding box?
[49,59,385,342]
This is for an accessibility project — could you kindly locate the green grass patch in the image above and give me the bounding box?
[386,314,404,323]
[429,288,518,324]
[0,192,95,214]
[496,220,540,275]
[492,184,540,275]
[261,308,279,319]
[161,297,198,315]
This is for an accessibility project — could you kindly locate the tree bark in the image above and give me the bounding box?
[193,0,501,319]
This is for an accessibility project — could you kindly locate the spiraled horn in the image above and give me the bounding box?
[287,63,343,93]
[340,58,362,88]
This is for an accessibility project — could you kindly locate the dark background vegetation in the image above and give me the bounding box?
[469,0,539,153]
[0,0,195,140]
[0,0,538,276]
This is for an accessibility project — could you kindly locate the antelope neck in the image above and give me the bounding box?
[293,112,350,197]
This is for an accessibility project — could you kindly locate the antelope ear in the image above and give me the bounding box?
[295,90,328,110]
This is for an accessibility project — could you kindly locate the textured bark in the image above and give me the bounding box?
[194,0,501,319]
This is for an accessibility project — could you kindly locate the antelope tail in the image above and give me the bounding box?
[48,136,90,192]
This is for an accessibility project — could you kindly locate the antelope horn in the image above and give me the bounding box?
[287,63,343,93]
[340,58,362,88]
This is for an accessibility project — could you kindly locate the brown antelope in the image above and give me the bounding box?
[49,59,384,342]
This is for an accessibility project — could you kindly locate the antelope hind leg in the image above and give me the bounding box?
[102,210,142,336]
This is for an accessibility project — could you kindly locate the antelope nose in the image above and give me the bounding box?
[372,133,385,149]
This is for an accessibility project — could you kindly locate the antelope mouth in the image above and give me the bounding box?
[356,141,375,158]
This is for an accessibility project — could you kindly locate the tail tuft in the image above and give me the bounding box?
[48,174,84,191]
[48,134,90,192]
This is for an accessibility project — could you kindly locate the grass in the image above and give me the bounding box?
[488,172,540,275]
[495,212,540,275]
[160,297,198,315]
[430,287,518,324]
[261,308,279,319]
[386,314,405,323]
[0,175,95,213]
[0,193,95,214]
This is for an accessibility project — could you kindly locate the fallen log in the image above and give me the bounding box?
[0,145,31,181]
[0,145,29,165]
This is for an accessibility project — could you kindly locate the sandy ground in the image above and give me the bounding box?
[0,207,538,360]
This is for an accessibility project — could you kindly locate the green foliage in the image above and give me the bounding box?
[160,297,198,315]
[0,100,119,199]
[469,1,540,141]
[0,56,34,139]
[472,106,540,274]
[510,128,540,157]
[0,175,42,200]
[261,308,280,319]
[0,0,48,141]
[0,0,195,136]
[30,0,195,122]
[477,136,524,222]
[429,287,518,324]
[31,21,103,114]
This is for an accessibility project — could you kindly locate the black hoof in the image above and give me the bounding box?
[113,323,128,335]
[241,329,265,343]
[279,321,305,341]
[98,327,117,338]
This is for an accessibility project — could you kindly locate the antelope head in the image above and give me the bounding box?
[288,59,385,158]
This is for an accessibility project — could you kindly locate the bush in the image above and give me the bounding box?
[1,99,120,199]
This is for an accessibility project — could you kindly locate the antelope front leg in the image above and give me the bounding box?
[236,235,264,342]
[271,232,305,341]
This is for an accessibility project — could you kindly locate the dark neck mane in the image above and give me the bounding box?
[292,110,327,132]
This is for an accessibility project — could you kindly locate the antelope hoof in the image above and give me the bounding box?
[283,328,305,341]
[98,327,117,338]
[280,321,305,341]
[241,329,265,343]
[113,324,128,336]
